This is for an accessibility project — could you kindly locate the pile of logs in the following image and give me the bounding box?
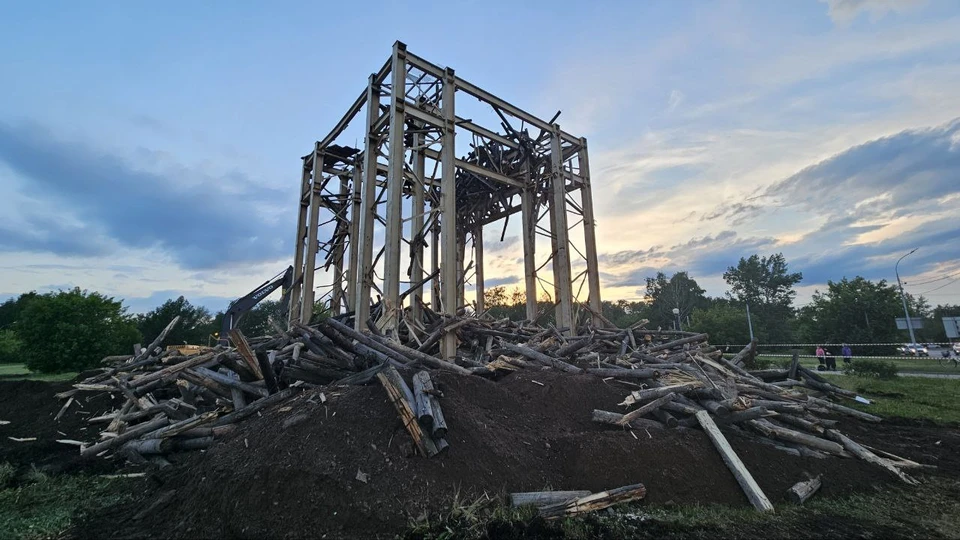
[55,307,924,511]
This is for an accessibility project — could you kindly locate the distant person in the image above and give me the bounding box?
[842,344,852,365]
[825,349,836,371]
[816,345,826,370]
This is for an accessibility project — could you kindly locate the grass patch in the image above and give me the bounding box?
[403,476,960,539]
[828,375,960,423]
[0,363,77,382]
[0,469,130,540]
[755,355,960,374]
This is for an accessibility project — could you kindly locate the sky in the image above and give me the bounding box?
[1,0,959,314]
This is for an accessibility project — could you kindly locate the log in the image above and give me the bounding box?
[133,316,180,363]
[788,350,801,380]
[538,483,647,519]
[727,343,754,367]
[747,419,844,456]
[377,367,440,457]
[500,342,583,374]
[646,334,709,353]
[81,415,170,458]
[192,367,269,398]
[591,410,664,431]
[774,414,824,435]
[327,318,473,376]
[749,399,805,414]
[695,411,774,512]
[661,400,703,416]
[255,350,280,394]
[699,399,731,418]
[621,383,700,406]
[510,491,592,508]
[807,396,881,423]
[140,411,218,440]
[127,352,217,388]
[720,407,771,424]
[211,387,299,427]
[412,371,447,438]
[787,475,822,504]
[229,329,264,380]
[585,368,658,379]
[825,430,917,484]
[618,393,676,426]
[652,408,678,428]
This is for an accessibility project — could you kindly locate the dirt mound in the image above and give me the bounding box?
[0,380,116,475]
[75,370,897,539]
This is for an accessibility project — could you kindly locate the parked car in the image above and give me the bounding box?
[898,343,929,357]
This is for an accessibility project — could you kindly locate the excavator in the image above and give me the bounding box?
[216,266,294,346]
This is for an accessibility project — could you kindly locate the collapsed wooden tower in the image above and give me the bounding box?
[288,41,602,359]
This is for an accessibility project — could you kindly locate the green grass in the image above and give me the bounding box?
[755,354,960,374]
[0,469,131,540]
[828,375,960,423]
[0,363,77,382]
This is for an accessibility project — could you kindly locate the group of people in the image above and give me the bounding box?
[815,344,853,371]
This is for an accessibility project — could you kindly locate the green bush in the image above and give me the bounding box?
[18,288,141,373]
[0,330,22,364]
[843,359,899,380]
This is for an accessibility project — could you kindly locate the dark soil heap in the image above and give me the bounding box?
[77,370,897,540]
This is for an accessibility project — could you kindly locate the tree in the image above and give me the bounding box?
[483,286,527,321]
[795,277,902,355]
[18,288,141,373]
[723,253,802,344]
[137,296,214,346]
[0,330,22,364]
[601,299,651,328]
[0,292,39,330]
[644,272,707,329]
[689,300,752,348]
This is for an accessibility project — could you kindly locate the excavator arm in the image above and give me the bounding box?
[219,266,294,345]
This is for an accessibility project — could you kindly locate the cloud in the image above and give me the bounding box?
[0,121,291,269]
[484,276,520,288]
[667,90,684,112]
[820,0,926,25]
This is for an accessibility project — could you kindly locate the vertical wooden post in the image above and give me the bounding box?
[410,131,426,323]
[301,145,323,324]
[331,174,349,314]
[521,185,538,322]
[355,75,380,332]
[456,231,466,308]
[345,165,362,312]
[550,125,574,335]
[430,198,441,310]
[474,226,484,314]
[382,41,407,339]
[578,138,602,326]
[289,158,311,326]
[440,67,458,361]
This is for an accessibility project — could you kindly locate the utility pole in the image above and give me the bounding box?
[746,302,755,341]
[895,248,918,345]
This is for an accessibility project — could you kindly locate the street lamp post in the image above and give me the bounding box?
[895,248,918,345]
[672,307,681,331]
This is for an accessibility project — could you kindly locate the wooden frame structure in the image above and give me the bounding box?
[288,41,602,359]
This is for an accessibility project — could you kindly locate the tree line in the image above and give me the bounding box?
[0,289,308,373]
[485,253,957,356]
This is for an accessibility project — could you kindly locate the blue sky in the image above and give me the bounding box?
[1,0,959,313]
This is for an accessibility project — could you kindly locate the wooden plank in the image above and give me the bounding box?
[510,491,592,508]
[229,329,264,380]
[695,410,774,512]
